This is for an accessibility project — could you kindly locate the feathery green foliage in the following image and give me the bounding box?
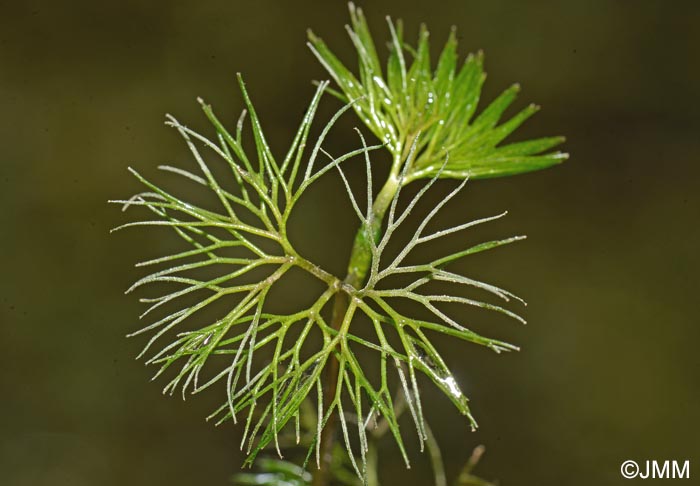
[308,3,567,182]
[112,80,525,478]
[113,4,566,484]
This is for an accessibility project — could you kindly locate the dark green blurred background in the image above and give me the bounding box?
[2,1,698,485]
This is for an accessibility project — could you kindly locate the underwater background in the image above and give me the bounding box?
[1,1,698,485]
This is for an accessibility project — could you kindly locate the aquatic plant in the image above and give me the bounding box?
[113,4,565,485]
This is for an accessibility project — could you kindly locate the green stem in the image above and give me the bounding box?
[312,170,401,486]
[366,441,380,486]
[426,424,447,486]
[346,171,400,286]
